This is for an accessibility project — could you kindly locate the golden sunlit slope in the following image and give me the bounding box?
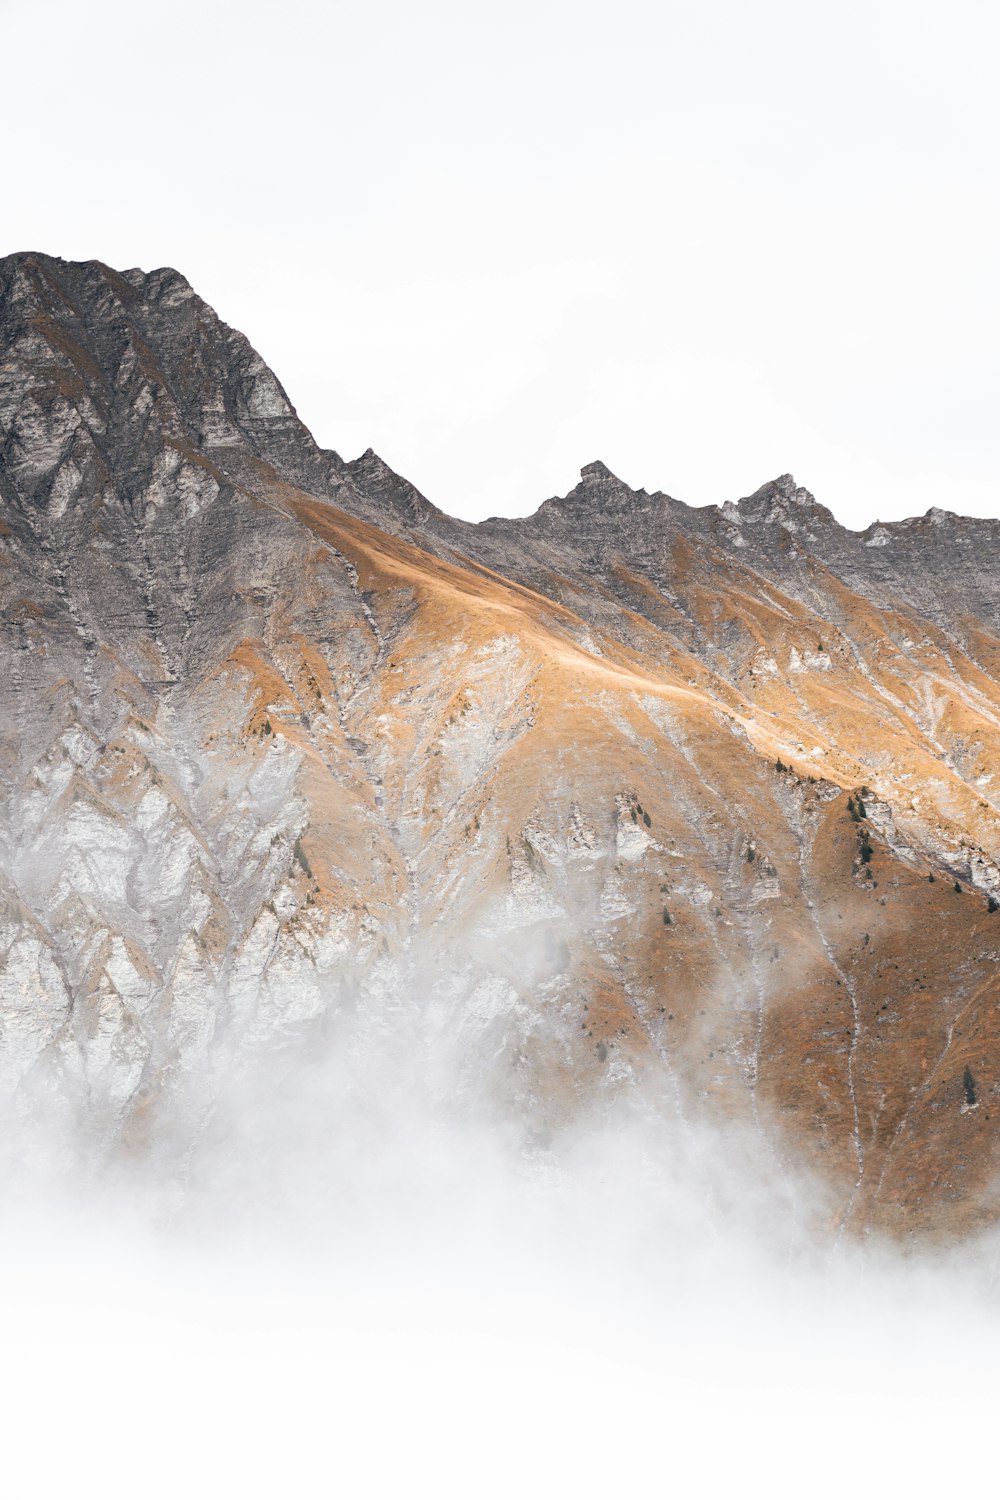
[245,481,1000,1239]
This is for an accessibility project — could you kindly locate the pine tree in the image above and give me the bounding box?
[963,1066,977,1108]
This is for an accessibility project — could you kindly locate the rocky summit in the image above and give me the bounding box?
[5,250,1000,1238]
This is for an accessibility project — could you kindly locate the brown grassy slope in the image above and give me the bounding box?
[198,485,1000,1240]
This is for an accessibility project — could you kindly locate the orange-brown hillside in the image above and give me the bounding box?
[3,252,1000,1239]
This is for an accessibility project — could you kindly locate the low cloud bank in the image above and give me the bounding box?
[4,1191,1000,1499]
[3,964,1000,1498]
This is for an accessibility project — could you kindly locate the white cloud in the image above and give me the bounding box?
[4,0,998,528]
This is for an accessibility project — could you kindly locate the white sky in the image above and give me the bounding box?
[5,0,999,528]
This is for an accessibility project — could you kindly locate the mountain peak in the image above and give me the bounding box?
[733,474,836,529]
[0,250,327,515]
[579,459,621,485]
[338,447,444,525]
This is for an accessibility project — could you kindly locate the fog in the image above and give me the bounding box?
[4,951,1000,1499]
[7,1212,999,1499]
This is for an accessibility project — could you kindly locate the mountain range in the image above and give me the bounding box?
[3,250,1000,1238]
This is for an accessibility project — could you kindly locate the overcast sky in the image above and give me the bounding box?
[6,0,999,528]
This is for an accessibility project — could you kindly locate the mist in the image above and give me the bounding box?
[3,617,997,1497]
[4,924,1000,1499]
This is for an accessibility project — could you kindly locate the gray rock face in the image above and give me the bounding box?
[403,464,1000,663]
[6,251,1000,1238]
[0,253,397,1145]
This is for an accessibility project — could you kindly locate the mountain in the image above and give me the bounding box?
[3,250,1000,1238]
